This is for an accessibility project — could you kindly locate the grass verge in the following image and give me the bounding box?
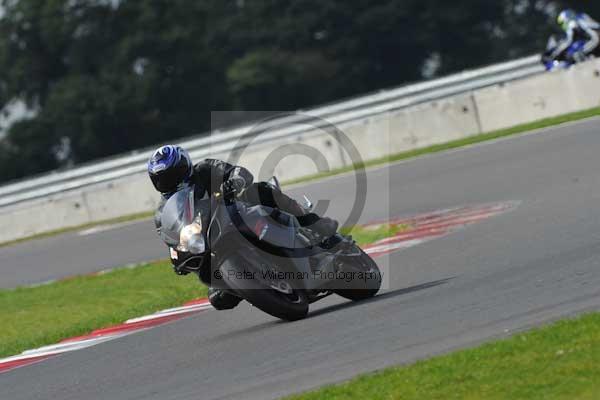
[0,260,206,359]
[340,222,411,246]
[287,312,600,400]
[284,106,600,186]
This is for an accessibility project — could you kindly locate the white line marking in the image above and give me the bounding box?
[78,220,147,236]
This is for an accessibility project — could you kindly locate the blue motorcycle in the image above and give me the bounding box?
[541,35,586,71]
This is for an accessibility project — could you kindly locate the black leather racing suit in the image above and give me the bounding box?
[154,159,322,235]
[155,159,337,310]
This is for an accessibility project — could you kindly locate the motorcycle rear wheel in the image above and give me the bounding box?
[335,247,382,301]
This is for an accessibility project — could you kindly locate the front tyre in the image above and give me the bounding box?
[220,255,309,321]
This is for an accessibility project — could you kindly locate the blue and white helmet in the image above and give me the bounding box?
[148,145,193,194]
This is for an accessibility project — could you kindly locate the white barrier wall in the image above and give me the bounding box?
[0,175,162,241]
[1,59,600,243]
[342,92,482,159]
[1,192,91,240]
[475,60,600,132]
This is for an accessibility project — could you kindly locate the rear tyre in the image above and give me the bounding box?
[221,255,309,321]
[335,248,382,301]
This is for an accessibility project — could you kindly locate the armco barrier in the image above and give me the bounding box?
[3,58,600,243]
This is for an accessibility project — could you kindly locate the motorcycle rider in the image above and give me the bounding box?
[148,145,338,310]
[550,9,600,62]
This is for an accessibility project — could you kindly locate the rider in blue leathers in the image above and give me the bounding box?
[550,9,600,62]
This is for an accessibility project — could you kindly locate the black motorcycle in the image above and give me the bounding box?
[159,178,381,321]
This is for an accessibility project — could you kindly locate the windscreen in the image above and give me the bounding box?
[159,186,195,246]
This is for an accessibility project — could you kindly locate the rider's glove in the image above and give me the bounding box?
[221,175,246,199]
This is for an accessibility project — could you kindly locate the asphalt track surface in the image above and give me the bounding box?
[3,118,600,399]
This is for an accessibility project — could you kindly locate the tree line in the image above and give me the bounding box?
[0,0,592,183]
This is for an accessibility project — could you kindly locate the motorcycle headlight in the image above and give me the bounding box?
[178,222,205,254]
